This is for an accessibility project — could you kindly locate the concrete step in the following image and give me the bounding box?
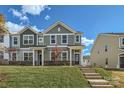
[91,84,114,88]
[81,68,95,73]
[88,79,109,85]
[84,73,100,76]
[85,76,102,79]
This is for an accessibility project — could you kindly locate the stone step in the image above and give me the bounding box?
[85,76,102,79]
[84,73,100,76]
[91,84,114,88]
[88,79,109,85]
[82,70,96,73]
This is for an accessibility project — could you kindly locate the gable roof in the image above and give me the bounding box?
[43,21,79,34]
[17,26,38,34]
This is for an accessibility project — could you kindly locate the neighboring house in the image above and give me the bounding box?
[91,33,124,69]
[0,21,84,66]
[83,55,91,67]
[0,26,10,63]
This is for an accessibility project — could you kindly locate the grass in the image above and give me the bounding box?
[95,68,112,81]
[0,66,90,88]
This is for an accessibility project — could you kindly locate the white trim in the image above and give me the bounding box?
[18,27,38,34]
[75,35,80,43]
[23,51,33,61]
[50,51,52,61]
[61,51,68,61]
[44,33,75,36]
[47,45,67,47]
[43,21,77,34]
[37,34,38,45]
[61,35,68,44]
[12,36,19,46]
[23,35,34,45]
[50,35,57,45]
[38,35,44,45]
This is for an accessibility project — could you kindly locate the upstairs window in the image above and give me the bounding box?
[50,35,56,44]
[38,36,43,45]
[58,27,61,32]
[23,35,34,45]
[13,37,18,45]
[105,45,108,52]
[62,35,67,44]
[75,35,80,43]
[122,38,124,45]
[0,35,4,43]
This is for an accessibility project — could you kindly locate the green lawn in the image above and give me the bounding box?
[0,66,90,88]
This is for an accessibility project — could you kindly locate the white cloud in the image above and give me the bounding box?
[22,5,49,15]
[9,8,22,17]
[31,25,43,32]
[81,37,94,46]
[5,21,43,33]
[9,8,29,21]
[45,15,50,20]
[5,21,24,32]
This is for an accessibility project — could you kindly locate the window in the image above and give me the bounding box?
[23,35,34,45]
[0,35,4,43]
[75,35,80,43]
[62,35,67,44]
[0,51,3,59]
[122,38,124,45]
[105,58,108,65]
[38,36,43,45]
[24,53,33,61]
[12,53,16,61]
[58,27,61,32]
[61,51,68,61]
[105,45,108,52]
[51,35,56,44]
[13,37,18,45]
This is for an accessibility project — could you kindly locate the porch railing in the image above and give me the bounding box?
[44,61,79,66]
[9,61,32,66]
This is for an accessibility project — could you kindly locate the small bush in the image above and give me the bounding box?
[95,68,112,81]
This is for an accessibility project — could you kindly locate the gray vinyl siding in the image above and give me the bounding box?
[46,25,72,34]
[44,35,79,46]
[20,29,37,48]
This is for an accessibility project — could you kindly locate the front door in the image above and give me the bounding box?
[120,57,124,68]
[75,54,80,64]
[38,51,42,65]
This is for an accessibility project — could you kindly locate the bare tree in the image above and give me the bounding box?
[51,45,63,63]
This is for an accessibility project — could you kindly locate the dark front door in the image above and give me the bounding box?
[38,51,42,65]
[120,57,124,68]
[75,54,80,65]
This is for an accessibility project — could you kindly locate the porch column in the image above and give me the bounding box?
[70,48,72,66]
[33,49,35,66]
[42,49,44,66]
[80,50,83,66]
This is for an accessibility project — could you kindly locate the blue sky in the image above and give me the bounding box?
[1,5,124,55]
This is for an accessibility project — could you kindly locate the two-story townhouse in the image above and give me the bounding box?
[0,26,10,63]
[91,33,124,68]
[8,21,84,66]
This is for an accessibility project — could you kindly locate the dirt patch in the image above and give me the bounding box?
[0,73,8,82]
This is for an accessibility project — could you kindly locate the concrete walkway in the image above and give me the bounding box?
[81,68,114,88]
